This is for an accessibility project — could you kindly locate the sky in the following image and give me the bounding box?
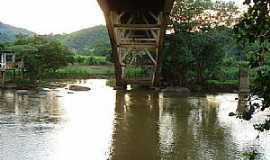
[0,0,243,35]
[0,0,105,34]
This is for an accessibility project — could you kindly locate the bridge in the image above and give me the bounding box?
[97,0,175,89]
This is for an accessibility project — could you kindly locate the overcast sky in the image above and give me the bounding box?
[0,0,244,35]
[0,0,105,34]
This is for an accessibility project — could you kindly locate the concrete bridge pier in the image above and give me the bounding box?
[237,64,250,115]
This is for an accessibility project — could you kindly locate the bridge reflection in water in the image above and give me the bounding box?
[0,80,269,160]
[112,91,241,160]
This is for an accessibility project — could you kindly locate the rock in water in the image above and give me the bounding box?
[69,85,91,91]
[16,90,31,95]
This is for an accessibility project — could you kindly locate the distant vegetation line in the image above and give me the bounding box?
[0,22,111,56]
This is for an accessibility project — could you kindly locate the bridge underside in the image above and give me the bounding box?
[98,0,174,89]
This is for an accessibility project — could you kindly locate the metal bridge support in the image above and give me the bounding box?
[111,11,163,88]
[98,0,174,89]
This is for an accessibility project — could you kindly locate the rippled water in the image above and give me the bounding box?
[0,79,270,160]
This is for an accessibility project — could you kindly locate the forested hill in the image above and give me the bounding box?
[54,25,110,54]
[0,21,34,43]
[0,22,111,55]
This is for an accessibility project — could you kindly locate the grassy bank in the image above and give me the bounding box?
[46,64,115,79]
[46,64,154,80]
[205,80,239,92]
[1,65,239,92]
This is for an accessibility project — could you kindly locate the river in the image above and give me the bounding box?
[0,79,269,160]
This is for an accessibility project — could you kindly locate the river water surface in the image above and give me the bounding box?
[0,79,270,160]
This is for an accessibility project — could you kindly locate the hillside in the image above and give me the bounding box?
[54,25,110,54]
[0,22,111,55]
[0,21,34,43]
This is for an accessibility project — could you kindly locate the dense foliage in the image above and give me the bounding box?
[162,0,241,89]
[8,35,73,80]
[234,0,270,111]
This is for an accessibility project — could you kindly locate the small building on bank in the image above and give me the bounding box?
[0,50,24,87]
[0,50,16,71]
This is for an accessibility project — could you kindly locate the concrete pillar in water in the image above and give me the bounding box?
[237,63,250,114]
[0,71,4,87]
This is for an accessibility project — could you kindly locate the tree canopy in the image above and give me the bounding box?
[234,0,270,111]
[9,35,73,80]
[162,0,241,88]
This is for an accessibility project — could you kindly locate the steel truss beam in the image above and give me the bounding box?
[97,0,175,88]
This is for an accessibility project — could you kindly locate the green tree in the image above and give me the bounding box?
[170,0,239,32]
[234,0,270,111]
[170,0,212,32]
[10,35,73,80]
[0,43,5,50]
[191,31,225,83]
[92,42,112,56]
[162,0,240,87]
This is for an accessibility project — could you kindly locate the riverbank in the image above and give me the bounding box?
[203,80,239,93]
[0,65,239,92]
[46,64,115,79]
[0,65,113,90]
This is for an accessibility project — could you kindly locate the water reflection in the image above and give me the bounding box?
[0,90,63,124]
[0,89,65,160]
[0,80,269,160]
[112,91,161,160]
[111,91,239,160]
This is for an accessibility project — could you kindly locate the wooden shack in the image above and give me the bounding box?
[0,50,23,86]
[0,51,16,71]
[97,0,175,88]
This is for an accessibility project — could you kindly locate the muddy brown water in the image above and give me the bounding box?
[0,79,269,160]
